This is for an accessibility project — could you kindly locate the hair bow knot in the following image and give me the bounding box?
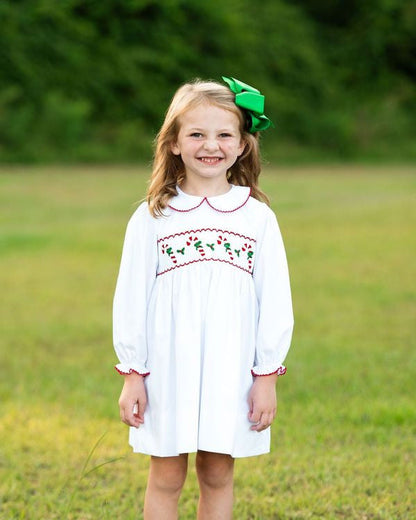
[222,76,273,133]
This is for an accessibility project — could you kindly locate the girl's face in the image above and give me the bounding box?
[171,102,245,186]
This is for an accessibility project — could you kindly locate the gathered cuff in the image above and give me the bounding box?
[251,364,287,377]
[114,363,150,377]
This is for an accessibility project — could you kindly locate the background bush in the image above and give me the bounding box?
[0,0,415,162]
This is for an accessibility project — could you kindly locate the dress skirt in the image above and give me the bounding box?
[129,262,271,457]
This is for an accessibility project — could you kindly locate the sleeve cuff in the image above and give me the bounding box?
[251,364,287,377]
[114,363,150,377]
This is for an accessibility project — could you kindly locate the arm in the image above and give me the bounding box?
[252,207,294,375]
[113,203,158,425]
[248,208,294,430]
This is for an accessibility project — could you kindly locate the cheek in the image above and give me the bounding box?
[182,140,200,153]
[224,142,244,156]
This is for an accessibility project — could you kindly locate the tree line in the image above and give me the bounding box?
[0,0,415,162]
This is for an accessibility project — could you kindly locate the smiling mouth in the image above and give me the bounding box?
[197,157,223,164]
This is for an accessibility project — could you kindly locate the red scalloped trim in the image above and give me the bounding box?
[251,366,287,377]
[115,366,150,377]
[157,257,253,276]
[168,198,205,213]
[206,189,251,213]
[168,188,251,213]
[158,228,256,243]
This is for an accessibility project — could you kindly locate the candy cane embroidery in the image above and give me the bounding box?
[187,236,205,257]
[217,235,234,261]
[161,243,178,264]
[242,243,254,270]
[194,240,205,257]
[157,229,256,276]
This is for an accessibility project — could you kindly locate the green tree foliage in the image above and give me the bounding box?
[292,0,416,151]
[0,0,415,162]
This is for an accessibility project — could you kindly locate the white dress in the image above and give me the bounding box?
[113,185,294,458]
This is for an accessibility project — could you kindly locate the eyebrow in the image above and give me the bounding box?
[186,127,236,132]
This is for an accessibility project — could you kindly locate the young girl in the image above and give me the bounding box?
[113,76,294,519]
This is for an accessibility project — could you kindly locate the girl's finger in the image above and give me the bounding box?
[132,402,143,422]
[120,402,140,427]
[248,408,261,424]
[121,407,130,425]
[250,412,263,431]
[252,412,274,432]
[138,399,147,420]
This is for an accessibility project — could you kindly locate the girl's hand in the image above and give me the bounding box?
[118,373,147,428]
[247,374,278,432]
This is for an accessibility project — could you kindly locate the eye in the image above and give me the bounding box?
[219,132,232,138]
[190,132,203,138]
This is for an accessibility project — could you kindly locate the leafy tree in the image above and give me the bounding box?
[0,0,414,161]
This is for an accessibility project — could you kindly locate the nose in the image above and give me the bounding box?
[203,138,219,152]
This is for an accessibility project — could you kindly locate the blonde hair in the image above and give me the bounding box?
[147,79,269,217]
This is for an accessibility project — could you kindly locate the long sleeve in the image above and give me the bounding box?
[113,203,158,376]
[252,207,294,376]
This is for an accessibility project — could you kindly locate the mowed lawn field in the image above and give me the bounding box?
[0,165,415,519]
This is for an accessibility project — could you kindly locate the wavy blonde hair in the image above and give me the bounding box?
[147,78,269,217]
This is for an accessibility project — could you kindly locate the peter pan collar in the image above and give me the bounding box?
[168,185,251,213]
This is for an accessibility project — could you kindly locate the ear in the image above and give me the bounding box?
[171,141,181,155]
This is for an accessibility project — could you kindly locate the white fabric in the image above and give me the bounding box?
[113,184,294,457]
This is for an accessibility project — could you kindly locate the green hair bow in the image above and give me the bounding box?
[222,76,273,133]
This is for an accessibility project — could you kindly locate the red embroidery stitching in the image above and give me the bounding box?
[168,188,251,213]
[115,366,150,377]
[242,243,254,271]
[251,366,287,377]
[161,243,178,264]
[217,234,234,261]
[205,189,251,213]
[158,228,256,243]
[157,257,253,276]
[185,235,205,257]
[168,198,206,213]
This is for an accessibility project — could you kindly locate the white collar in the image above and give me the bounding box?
[168,185,251,213]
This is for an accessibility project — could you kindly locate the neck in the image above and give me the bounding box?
[180,177,231,197]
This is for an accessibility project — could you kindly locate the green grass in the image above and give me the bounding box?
[0,165,415,519]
